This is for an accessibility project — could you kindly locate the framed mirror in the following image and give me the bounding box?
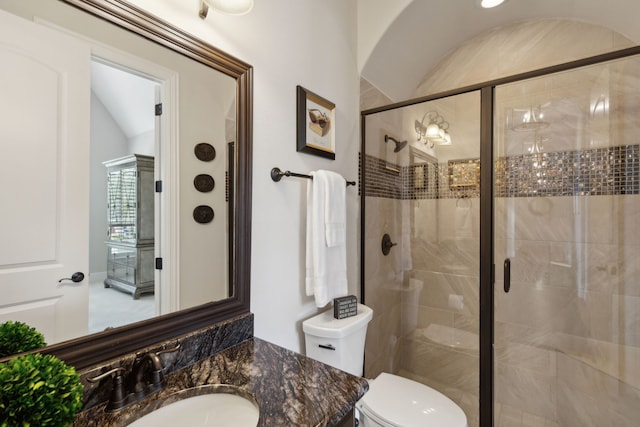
[0,0,252,369]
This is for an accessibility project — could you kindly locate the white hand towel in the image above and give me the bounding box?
[305,170,348,307]
[321,170,346,247]
[455,198,473,239]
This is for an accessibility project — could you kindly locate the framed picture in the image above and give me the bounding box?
[448,158,480,189]
[296,85,336,159]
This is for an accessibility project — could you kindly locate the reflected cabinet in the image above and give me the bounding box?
[103,154,154,299]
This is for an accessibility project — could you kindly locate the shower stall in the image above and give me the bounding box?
[360,48,640,427]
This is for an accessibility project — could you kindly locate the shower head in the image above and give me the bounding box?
[384,134,408,153]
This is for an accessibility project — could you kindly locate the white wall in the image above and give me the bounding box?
[128,130,154,157]
[356,0,411,73]
[125,0,361,352]
[89,92,129,274]
[89,95,155,276]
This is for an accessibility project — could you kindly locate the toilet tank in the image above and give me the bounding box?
[302,304,373,376]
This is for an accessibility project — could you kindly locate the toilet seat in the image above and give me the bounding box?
[357,373,468,427]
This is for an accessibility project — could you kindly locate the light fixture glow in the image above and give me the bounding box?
[480,0,506,8]
[509,105,549,132]
[415,111,452,148]
[426,123,440,138]
[199,0,254,19]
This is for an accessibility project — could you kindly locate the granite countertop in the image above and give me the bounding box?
[74,337,369,426]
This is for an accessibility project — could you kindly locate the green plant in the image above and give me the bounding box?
[0,353,83,427]
[0,321,46,358]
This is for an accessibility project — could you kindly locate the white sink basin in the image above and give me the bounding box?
[128,386,259,427]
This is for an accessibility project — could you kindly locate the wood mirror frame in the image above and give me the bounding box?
[35,0,253,370]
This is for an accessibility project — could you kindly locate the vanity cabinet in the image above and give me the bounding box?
[103,154,155,299]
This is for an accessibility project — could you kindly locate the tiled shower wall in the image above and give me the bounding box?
[363,150,482,423]
[362,147,640,426]
[493,194,640,426]
[361,17,640,426]
[495,144,640,197]
[364,144,640,201]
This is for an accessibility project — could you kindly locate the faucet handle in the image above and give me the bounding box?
[156,342,180,355]
[133,342,179,362]
[87,367,127,411]
[87,366,124,383]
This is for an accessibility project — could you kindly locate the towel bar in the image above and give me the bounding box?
[271,167,356,186]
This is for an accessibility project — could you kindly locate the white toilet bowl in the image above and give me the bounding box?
[355,373,468,427]
[302,304,468,427]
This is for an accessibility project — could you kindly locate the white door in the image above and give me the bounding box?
[0,10,90,345]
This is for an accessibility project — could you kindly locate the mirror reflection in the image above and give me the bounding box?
[0,0,239,350]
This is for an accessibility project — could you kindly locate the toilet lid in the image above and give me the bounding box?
[358,373,467,427]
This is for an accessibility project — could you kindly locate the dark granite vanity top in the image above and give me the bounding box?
[74,337,368,426]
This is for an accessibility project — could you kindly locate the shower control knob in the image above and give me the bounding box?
[381,234,397,256]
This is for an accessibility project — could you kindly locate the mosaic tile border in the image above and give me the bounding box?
[495,144,640,197]
[362,153,479,200]
[362,144,640,200]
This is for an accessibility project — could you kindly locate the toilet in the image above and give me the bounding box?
[302,304,468,427]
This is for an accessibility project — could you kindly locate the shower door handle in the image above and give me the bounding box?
[503,259,511,293]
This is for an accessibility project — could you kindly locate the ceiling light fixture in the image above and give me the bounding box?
[509,105,549,132]
[524,133,549,186]
[199,0,254,19]
[478,0,506,9]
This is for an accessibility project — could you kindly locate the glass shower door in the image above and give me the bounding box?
[493,55,640,426]
[362,90,482,426]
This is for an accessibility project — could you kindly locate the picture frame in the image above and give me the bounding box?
[296,85,336,159]
[448,158,480,189]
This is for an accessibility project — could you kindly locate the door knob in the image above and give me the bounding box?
[58,272,85,283]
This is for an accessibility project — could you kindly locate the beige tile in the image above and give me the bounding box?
[616,243,640,297]
[553,290,613,343]
[411,237,478,276]
[495,197,574,243]
[498,403,523,427]
[612,294,640,347]
[416,305,454,330]
[360,77,393,111]
[412,270,479,318]
[557,352,640,416]
[581,196,615,244]
[522,412,548,427]
[507,240,550,285]
[453,312,479,335]
[495,321,553,349]
[364,303,402,378]
[548,242,616,293]
[495,401,502,423]
[401,337,479,395]
[495,362,556,420]
[495,340,556,376]
[617,195,640,246]
[494,281,573,329]
[415,19,633,97]
[458,391,479,427]
[557,381,608,427]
